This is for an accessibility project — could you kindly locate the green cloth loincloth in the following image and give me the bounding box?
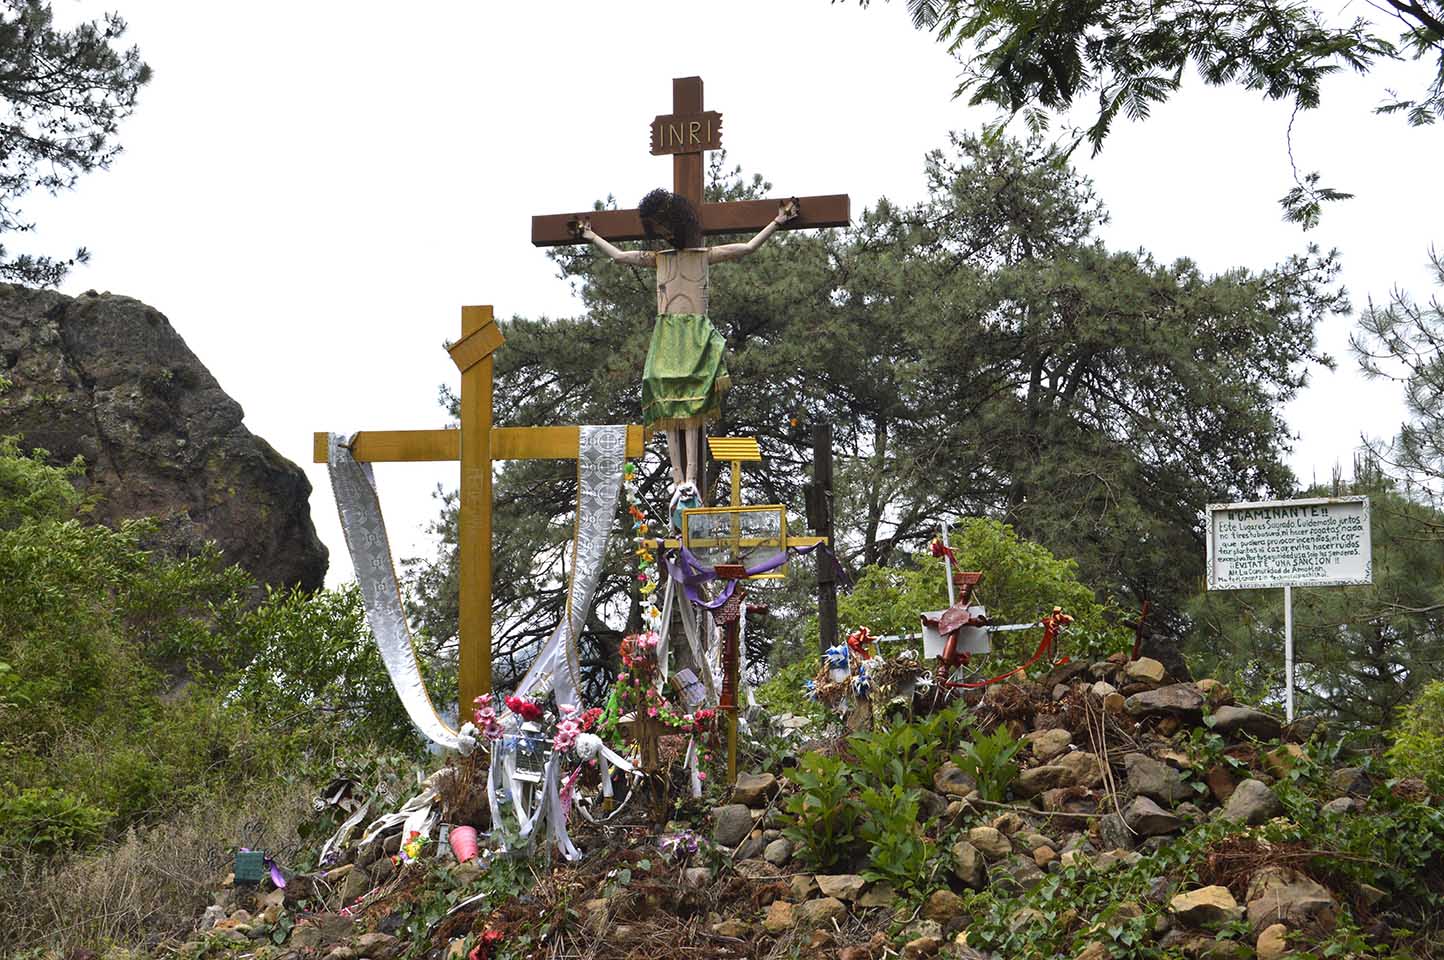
[641,313,731,437]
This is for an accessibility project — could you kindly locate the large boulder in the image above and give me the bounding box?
[1221,780,1282,825]
[1125,684,1205,720]
[1125,753,1191,805]
[1210,705,1283,741]
[0,285,326,592]
[1170,886,1243,928]
[1245,866,1337,935]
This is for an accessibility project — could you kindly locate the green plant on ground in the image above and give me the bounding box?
[854,783,935,897]
[953,724,1022,803]
[1387,679,1444,792]
[781,753,861,870]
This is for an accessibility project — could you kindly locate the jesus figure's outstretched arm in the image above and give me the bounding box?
[575,219,656,267]
[708,199,799,263]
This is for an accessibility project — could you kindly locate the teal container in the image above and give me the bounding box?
[234,850,266,884]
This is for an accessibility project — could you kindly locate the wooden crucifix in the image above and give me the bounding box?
[531,77,850,243]
[314,305,643,718]
[532,76,850,508]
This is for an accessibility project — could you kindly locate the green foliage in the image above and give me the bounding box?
[0,1,152,284]
[781,753,861,870]
[836,518,1129,666]
[785,704,964,888]
[853,0,1438,223]
[0,786,110,858]
[855,783,934,895]
[1387,679,1444,791]
[0,436,416,866]
[755,657,827,726]
[1354,253,1444,487]
[952,724,1021,802]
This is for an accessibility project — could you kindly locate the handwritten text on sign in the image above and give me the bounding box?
[1206,496,1372,591]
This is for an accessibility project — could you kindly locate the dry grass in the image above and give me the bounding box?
[0,778,319,957]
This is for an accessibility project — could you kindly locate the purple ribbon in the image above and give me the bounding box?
[664,542,828,607]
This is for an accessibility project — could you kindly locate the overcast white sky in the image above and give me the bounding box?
[23,1,1444,586]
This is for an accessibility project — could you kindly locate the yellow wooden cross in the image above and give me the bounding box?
[314,304,643,716]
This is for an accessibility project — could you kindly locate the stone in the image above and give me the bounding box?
[711,804,753,847]
[1125,684,1205,719]
[762,900,795,933]
[1330,766,1372,798]
[1015,764,1074,797]
[991,811,1027,835]
[0,286,328,592]
[762,838,792,866]
[1034,845,1057,868]
[1210,704,1282,740]
[1125,795,1182,835]
[1195,678,1233,707]
[903,919,945,941]
[934,761,978,798]
[858,882,896,908]
[682,866,713,888]
[1075,942,1109,960]
[1321,796,1361,815]
[1056,750,1104,788]
[731,772,778,807]
[339,866,371,905]
[1095,849,1141,872]
[789,874,817,900]
[1245,866,1337,934]
[951,840,987,889]
[1028,727,1073,761]
[445,938,467,960]
[1125,657,1167,684]
[838,948,871,960]
[1099,813,1134,851]
[1222,780,1282,825]
[289,914,353,950]
[713,918,750,938]
[816,874,866,901]
[1263,743,1305,778]
[1256,922,1289,960]
[198,905,226,930]
[922,888,966,922]
[797,897,847,927]
[1125,752,1191,804]
[735,830,766,860]
[1003,855,1046,891]
[903,935,942,957]
[1090,680,1119,698]
[1205,765,1240,804]
[354,932,400,960]
[967,826,1012,860]
[916,788,948,822]
[1103,692,1126,714]
[734,858,781,879]
[1170,886,1243,928]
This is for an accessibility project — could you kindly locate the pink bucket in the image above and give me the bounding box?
[448,825,478,863]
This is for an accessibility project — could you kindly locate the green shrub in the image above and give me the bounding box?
[1387,679,1444,792]
[832,519,1129,666]
[954,724,1022,802]
[781,753,860,869]
[0,786,111,859]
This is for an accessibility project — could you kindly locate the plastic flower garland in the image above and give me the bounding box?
[623,462,663,636]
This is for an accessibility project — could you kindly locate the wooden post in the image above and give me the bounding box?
[809,423,837,654]
[457,305,494,712]
[672,76,705,209]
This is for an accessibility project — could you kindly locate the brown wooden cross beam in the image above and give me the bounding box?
[530,76,850,246]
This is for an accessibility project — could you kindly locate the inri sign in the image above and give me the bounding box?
[1205,496,1372,591]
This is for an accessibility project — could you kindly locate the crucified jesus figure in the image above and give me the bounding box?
[576,190,798,526]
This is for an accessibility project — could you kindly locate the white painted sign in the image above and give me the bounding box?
[1206,496,1372,591]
